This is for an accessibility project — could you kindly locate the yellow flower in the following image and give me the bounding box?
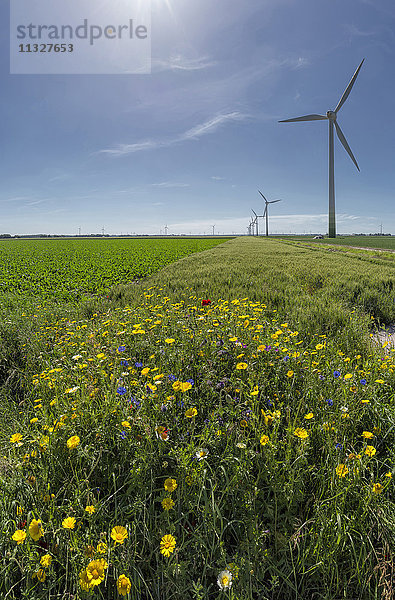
[10,433,23,444]
[315,343,324,350]
[160,534,176,557]
[40,554,52,568]
[12,530,26,544]
[86,558,108,586]
[287,370,294,378]
[66,435,80,449]
[294,427,308,439]
[121,421,131,428]
[260,434,269,446]
[111,525,128,545]
[236,362,248,370]
[374,379,385,384]
[344,373,352,380]
[185,407,197,418]
[29,519,44,541]
[162,497,175,511]
[385,472,392,479]
[62,516,76,529]
[165,338,175,344]
[96,542,107,554]
[304,413,314,420]
[365,446,377,457]
[30,417,38,424]
[180,382,192,392]
[164,478,177,492]
[80,568,94,591]
[372,483,383,495]
[336,464,349,478]
[33,568,46,582]
[141,367,150,376]
[117,574,132,596]
[85,505,96,515]
[362,431,373,439]
[240,419,248,428]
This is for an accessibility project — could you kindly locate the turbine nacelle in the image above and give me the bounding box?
[326,110,337,121]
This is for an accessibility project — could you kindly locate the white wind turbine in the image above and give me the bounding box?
[258,190,282,237]
[279,59,364,238]
[251,209,260,236]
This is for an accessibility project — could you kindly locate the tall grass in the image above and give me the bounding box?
[0,237,394,599]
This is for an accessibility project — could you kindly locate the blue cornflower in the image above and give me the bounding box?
[333,370,341,378]
[186,378,194,385]
[284,356,290,361]
[335,443,343,450]
[360,378,367,385]
[117,387,127,395]
[120,360,129,367]
[118,346,126,352]
[135,362,143,368]
[319,374,325,380]
[120,431,127,439]
[168,374,176,381]
[326,398,334,407]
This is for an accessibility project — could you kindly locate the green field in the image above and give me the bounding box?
[0,237,394,600]
[274,235,395,251]
[0,238,230,301]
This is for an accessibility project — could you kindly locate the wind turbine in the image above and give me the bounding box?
[279,59,364,238]
[251,209,259,236]
[258,190,282,237]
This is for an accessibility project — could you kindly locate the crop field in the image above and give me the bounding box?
[274,235,395,251]
[0,238,229,302]
[0,237,394,600]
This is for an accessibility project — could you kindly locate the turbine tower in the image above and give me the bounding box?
[279,59,364,238]
[251,209,259,236]
[258,190,282,237]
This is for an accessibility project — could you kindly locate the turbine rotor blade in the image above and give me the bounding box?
[279,114,327,123]
[334,121,360,171]
[258,190,268,202]
[268,199,282,204]
[335,59,364,114]
[252,209,257,217]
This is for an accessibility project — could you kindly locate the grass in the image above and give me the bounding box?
[0,237,394,599]
[274,235,395,251]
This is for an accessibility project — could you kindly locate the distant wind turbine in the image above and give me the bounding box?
[251,209,260,236]
[258,190,282,237]
[279,59,364,238]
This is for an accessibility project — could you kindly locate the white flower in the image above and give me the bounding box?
[340,406,349,412]
[236,442,246,449]
[72,355,82,361]
[217,570,232,590]
[196,448,209,461]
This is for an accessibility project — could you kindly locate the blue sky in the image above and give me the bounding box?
[1,0,394,235]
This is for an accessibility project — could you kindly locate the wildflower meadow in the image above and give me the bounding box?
[0,236,394,599]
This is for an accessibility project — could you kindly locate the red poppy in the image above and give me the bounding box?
[18,520,27,529]
[202,299,211,306]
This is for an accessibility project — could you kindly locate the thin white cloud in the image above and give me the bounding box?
[151,182,190,188]
[153,55,216,72]
[98,112,248,157]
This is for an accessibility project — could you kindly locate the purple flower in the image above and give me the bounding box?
[117,387,127,395]
[333,370,341,378]
[319,374,325,380]
[135,362,143,368]
[130,397,140,408]
[265,345,271,351]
